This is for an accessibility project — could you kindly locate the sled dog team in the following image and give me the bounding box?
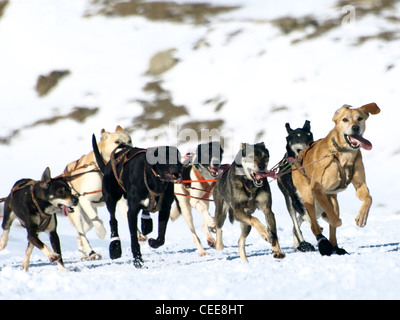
[0,103,380,271]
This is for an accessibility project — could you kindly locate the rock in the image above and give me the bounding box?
[147,49,178,76]
[35,70,70,97]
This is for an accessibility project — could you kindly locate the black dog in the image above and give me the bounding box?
[277,120,315,252]
[92,135,182,268]
[213,142,285,262]
[0,167,78,271]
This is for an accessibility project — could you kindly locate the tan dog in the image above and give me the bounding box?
[64,126,132,260]
[292,103,380,256]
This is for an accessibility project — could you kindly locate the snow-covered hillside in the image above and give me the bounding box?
[0,0,400,300]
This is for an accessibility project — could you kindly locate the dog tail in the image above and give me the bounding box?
[92,134,106,174]
[228,208,234,224]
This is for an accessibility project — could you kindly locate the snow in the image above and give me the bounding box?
[1,0,400,300]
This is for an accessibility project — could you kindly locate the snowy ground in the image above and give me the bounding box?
[1,0,400,300]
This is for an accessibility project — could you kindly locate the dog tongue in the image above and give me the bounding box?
[62,205,70,216]
[349,135,372,150]
[254,171,277,180]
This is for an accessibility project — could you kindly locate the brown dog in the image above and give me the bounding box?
[292,103,380,256]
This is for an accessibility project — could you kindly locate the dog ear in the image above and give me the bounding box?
[303,120,311,131]
[359,102,380,115]
[116,125,124,132]
[100,129,110,141]
[332,104,351,122]
[256,142,265,149]
[285,123,293,133]
[40,167,52,189]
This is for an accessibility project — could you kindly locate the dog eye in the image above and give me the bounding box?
[342,118,349,122]
[357,117,363,121]
[115,140,121,144]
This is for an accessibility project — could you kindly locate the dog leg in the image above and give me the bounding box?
[214,195,228,251]
[148,186,174,250]
[311,183,342,228]
[21,242,34,271]
[79,198,106,239]
[28,231,61,264]
[0,204,16,250]
[327,195,348,255]
[352,159,372,227]
[354,183,372,227]
[126,201,144,268]
[234,207,285,259]
[260,208,285,259]
[285,195,313,252]
[179,196,208,256]
[238,223,251,262]
[0,229,10,251]
[107,199,122,260]
[67,206,100,260]
[48,229,68,272]
[299,187,334,256]
[193,201,216,248]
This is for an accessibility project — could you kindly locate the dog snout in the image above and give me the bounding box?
[352,125,361,134]
[72,196,79,206]
[257,162,266,171]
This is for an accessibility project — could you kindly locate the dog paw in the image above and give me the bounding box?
[109,238,122,259]
[20,262,30,271]
[89,252,102,260]
[273,251,285,259]
[148,238,164,249]
[137,232,148,242]
[355,214,368,228]
[133,256,145,269]
[48,253,61,263]
[297,241,316,252]
[317,234,334,256]
[198,250,208,257]
[332,246,349,255]
[207,237,216,248]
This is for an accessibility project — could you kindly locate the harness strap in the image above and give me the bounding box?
[110,148,147,193]
[143,168,166,213]
[29,185,52,230]
[192,166,216,200]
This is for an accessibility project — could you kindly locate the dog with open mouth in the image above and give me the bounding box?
[0,167,78,271]
[213,142,285,262]
[171,141,224,256]
[92,135,183,268]
[292,103,380,256]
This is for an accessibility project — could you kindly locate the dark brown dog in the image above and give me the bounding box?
[0,167,78,271]
[213,142,285,261]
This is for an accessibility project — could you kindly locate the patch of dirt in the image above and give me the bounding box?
[131,80,189,131]
[0,107,99,145]
[84,0,240,25]
[147,48,179,76]
[0,0,9,20]
[35,70,71,97]
[272,0,400,45]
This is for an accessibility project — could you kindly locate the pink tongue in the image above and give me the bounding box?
[350,135,372,150]
[255,171,278,179]
[62,205,70,216]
